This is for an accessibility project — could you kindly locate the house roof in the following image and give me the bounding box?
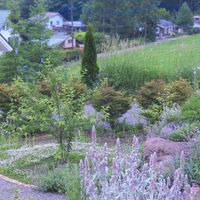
[48,32,72,46]
[157,19,177,28]
[0,33,13,54]
[30,12,66,21]
[63,21,86,28]
[0,10,10,29]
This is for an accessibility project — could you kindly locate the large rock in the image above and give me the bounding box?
[144,138,190,173]
[144,138,190,158]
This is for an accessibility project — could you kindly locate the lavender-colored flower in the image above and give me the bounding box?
[118,103,148,126]
[80,126,191,200]
[92,125,96,145]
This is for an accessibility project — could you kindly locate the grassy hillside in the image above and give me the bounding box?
[67,35,200,92]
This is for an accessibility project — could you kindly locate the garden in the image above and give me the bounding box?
[0,29,200,199]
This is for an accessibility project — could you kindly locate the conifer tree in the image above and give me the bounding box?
[176,2,193,31]
[81,25,99,87]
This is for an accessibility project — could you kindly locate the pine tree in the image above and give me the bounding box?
[176,2,193,31]
[81,25,99,87]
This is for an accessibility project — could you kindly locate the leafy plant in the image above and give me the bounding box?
[92,81,131,128]
[182,95,200,122]
[159,79,193,106]
[80,127,191,199]
[37,165,81,196]
[185,140,200,184]
[138,80,166,108]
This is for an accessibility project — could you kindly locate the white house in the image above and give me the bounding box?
[156,19,177,39]
[30,12,66,30]
[0,33,13,55]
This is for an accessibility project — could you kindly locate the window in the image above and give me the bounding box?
[56,21,60,25]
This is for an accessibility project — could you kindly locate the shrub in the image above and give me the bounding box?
[137,80,166,108]
[141,104,161,124]
[62,78,88,100]
[92,82,131,128]
[161,79,193,106]
[38,166,81,197]
[169,123,200,142]
[80,127,191,199]
[37,80,51,96]
[182,95,200,122]
[63,48,82,62]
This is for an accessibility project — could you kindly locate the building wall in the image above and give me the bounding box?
[47,15,64,29]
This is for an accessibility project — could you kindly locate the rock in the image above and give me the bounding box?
[144,138,190,173]
[144,138,189,158]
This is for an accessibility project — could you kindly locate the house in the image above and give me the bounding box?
[0,33,13,55]
[48,32,76,49]
[193,15,200,28]
[30,12,66,31]
[156,19,177,39]
[63,21,86,33]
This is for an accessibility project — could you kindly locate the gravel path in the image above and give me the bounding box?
[0,178,66,200]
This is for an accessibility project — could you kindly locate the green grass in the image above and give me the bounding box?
[66,35,200,92]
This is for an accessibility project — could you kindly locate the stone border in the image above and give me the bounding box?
[0,174,37,188]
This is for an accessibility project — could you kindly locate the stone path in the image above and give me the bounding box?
[0,177,66,200]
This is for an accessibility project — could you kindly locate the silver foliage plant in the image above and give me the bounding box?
[80,126,191,200]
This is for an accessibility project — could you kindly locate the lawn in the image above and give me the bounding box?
[66,35,200,92]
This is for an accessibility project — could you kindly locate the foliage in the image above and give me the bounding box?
[181,95,200,122]
[176,2,193,31]
[80,127,191,199]
[156,8,172,20]
[81,25,99,87]
[5,0,53,82]
[37,165,81,196]
[81,0,158,40]
[158,79,193,106]
[169,123,200,142]
[141,104,161,124]
[92,82,131,128]
[138,80,166,108]
[62,78,88,101]
[6,79,52,136]
[62,48,82,62]
[185,140,200,184]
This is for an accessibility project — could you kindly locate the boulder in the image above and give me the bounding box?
[144,138,190,173]
[144,137,190,158]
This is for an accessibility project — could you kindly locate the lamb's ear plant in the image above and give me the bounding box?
[80,126,191,200]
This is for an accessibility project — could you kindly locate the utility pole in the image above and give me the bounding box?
[70,0,74,49]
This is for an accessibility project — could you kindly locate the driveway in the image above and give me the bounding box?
[0,177,66,200]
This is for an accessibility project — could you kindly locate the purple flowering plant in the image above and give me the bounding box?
[80,126,191,200]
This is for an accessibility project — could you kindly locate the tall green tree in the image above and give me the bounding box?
[176,2,193,31]
[0,0,52,83]
[81,25,99,87]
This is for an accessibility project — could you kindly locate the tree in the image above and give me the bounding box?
[1,0,53,82]
[81,25,99,87]
[176,2,193,31]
